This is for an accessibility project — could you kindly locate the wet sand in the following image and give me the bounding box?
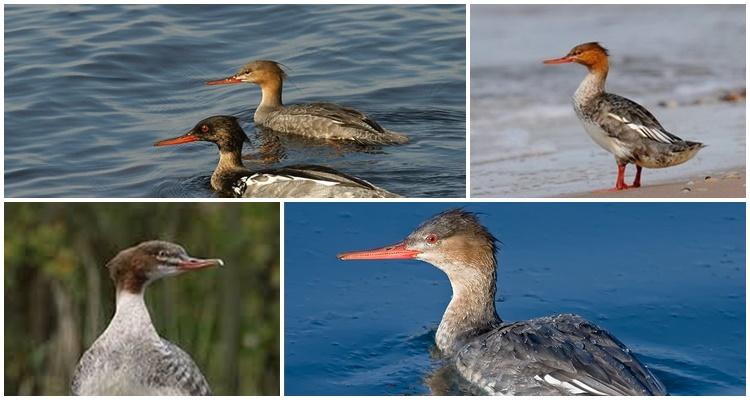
[570,168,745,198]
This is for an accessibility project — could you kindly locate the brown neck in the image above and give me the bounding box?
[435,257,501,355]
[587,57,609,82]
[258,77,283,108]
[212,149,246,191]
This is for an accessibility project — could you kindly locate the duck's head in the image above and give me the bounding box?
[544,42,609,71]
[107,240,223,294]
[337,209,498,280]
[206,60,287,87]
[154,116,248,153]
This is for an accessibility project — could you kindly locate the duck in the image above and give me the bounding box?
[206,60,409,145]
[337,209,667,395]
[544,42,704,190]
[154,116,400,198]
[71,241,221,395]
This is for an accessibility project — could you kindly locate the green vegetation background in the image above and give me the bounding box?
[4,203,280,395]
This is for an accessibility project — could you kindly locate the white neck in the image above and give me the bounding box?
[101,290,158,339]
[574,70,607,105]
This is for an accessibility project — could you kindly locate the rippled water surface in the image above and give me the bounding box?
[471,5,745,196]
[285,203,745,395]
[5,5,465,197]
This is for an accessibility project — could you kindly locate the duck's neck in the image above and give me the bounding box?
[436,261,501,356]
[212,149,245,191]
[574,61,608,105]
[255,77,283,123]
[101,290,158,340]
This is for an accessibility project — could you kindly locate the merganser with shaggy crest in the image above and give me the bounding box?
[544,42,704,190]
[71,241,222,395]
[155,116,399,198]
[337,209,667,395]
[206,60,409,145]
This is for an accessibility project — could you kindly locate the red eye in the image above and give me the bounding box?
[425,234,438,244]
[201,125,209,133]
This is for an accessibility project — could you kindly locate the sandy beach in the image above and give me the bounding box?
[570,168,746,198]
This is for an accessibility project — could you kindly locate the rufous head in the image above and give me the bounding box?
[106,240,223,294]
[543,42,609,71]
[206,60,287,87]
[337,209,498,278]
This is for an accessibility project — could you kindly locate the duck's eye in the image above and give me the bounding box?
[201,124,209,133]
[425,234,438,244]
[158,250,168,258]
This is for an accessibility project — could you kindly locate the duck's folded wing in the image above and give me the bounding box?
[150,339,212,396]
[598,93,683,145]
[283,103,386,132]
[252,165,379,190]
[457,314,666,396]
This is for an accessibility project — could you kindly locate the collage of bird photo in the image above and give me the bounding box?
[3,2,746,398]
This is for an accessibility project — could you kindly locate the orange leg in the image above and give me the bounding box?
[614,164,630,190]
[632,165,642,188]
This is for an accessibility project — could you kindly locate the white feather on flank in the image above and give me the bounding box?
[248,173,342,186]
[233,173,344,195]
[607,112,677,144]
[534,374,608,395]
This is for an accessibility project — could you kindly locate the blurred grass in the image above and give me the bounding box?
[4,202,280,395]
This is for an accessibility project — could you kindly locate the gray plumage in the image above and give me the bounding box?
[255,102,409,145]
[575,92,704,168]
[455,314,667,395]
[72,331,211,395]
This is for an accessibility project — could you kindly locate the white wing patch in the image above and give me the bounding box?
[233,173,344,196]
[534,374,607,395]
[607,112,677,144]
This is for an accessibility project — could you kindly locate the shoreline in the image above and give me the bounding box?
[566,168,746,198]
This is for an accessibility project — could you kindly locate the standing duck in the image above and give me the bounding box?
[206,60,409,145]
[154,116,400,198]
[544,42,704,190]
[71,241,222,395]
[338,209,667,395]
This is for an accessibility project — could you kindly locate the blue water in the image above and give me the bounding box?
[4,5,465,198]
[285,203,745,395]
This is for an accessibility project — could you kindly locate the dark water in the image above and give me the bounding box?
[4,5,465,198]
[285,203,745,395]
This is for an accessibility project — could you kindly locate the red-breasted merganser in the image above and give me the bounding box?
[206,60,409,145]
[154,116,399,198]
[544,42,705,190]
[71,241,222,395]
[337,209,667,395]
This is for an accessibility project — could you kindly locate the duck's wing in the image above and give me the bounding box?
[230,165,398,198]
[456,314,667,396]
[71,345,101,395]
[149,338,212,396]
[282,103,386,133]
[596,93,684,144]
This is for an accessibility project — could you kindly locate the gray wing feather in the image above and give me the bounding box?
[597,94,683,144]
[456,314,666,396]
[147,339,212,396]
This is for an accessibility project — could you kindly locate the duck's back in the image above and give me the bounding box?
[260,103,408,145]
[454,314,666,396]
[71,335,211,396]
